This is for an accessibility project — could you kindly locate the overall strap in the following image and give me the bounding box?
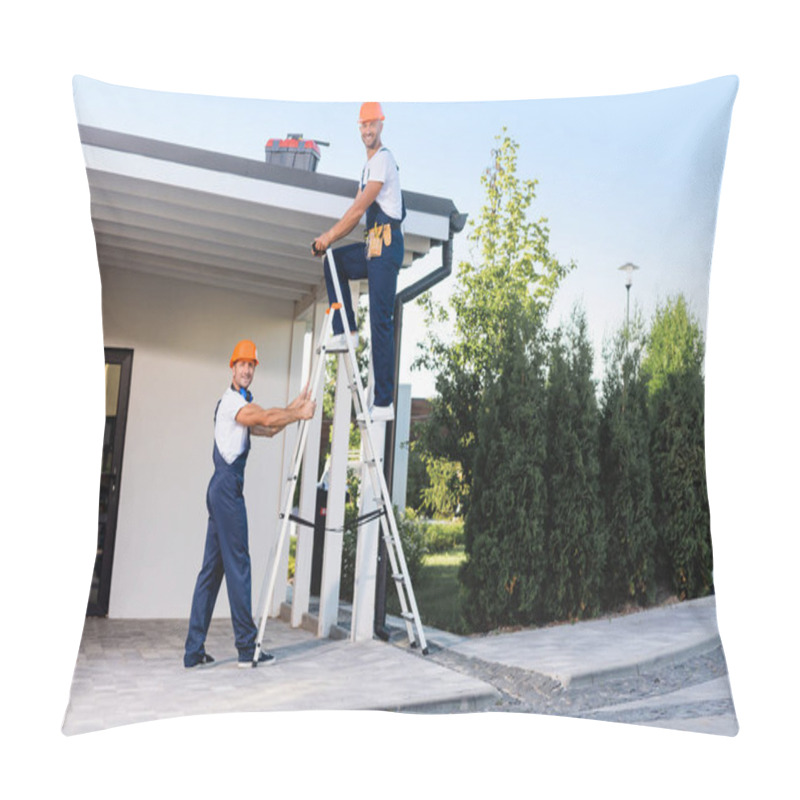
[362,148,405,227]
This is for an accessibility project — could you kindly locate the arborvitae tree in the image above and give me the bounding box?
[599,315,657,608]
[543,307,605,621]
[460,311,548,630]
[643,296,712,598]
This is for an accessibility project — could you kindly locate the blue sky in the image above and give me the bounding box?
[74,75,737,396]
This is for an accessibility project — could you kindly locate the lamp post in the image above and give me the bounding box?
[618,262,639,331]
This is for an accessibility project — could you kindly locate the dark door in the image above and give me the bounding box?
[88,348,133,616]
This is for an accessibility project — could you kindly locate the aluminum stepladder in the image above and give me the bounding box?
[251,247,428,665]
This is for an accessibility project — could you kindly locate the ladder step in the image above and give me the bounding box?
[401,612,416,622]
[391,573,405,583]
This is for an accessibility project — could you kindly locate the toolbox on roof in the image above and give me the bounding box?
[265,133,327,171]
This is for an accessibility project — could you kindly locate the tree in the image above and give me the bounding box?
[415,130,574,517]
[643,295,712,598]
[460,307,548,629]
[419,454,463,519]
[642,295,704,394]
[599,314,657,608]
[543,306,606,621]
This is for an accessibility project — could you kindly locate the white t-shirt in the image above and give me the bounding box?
[214,388,249,464]
[361,147,403,221]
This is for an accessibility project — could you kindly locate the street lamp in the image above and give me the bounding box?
[618,262,639,330]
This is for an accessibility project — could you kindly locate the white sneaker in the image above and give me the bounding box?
[370,403,394,422]
[326,332,359,353]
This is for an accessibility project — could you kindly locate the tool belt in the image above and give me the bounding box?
[366,222,395,259]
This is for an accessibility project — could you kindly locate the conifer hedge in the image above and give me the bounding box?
[452,299,713,632]
[460,317,548,629]
[543,310,606,621]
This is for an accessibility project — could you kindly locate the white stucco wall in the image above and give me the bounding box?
[99,265,313,619]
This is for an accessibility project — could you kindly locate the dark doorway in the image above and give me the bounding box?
[88,348,133,616]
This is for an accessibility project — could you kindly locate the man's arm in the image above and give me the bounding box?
[312,181,382,254]
[235,385,315,434]
[250,424,279,438]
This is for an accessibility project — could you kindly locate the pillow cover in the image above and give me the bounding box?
[64,75,738,737]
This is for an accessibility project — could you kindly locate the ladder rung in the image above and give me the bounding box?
[391,573,405,583]
[401,612,416,622]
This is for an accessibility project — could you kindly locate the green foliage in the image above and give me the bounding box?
[460,311,549,630]
[599,315,658,608]
[394,508,429,584]
[339,503,428,604]
[414,130,574,518]
[642,295,704,396]
[403,439,429,513]
[420,454,464,518]
[650,370,712,598]
[411,547,470,635]
[288,535,296,580]
[425,519,465,554]
[645,296,712,598]
[543,307,606,621]
[391,132,716,632]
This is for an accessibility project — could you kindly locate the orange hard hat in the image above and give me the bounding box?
[229,339,259,367]
[359,102,385,122]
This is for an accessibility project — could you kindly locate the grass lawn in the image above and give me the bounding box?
[387,546,470,635]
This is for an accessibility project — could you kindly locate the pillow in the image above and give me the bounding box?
[65,75,738,738]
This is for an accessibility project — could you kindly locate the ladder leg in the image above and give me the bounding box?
[251,308,334,665]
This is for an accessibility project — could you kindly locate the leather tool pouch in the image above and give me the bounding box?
[367,224,384,259]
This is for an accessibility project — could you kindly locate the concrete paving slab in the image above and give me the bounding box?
[447,595,722,688]
[62,616,500,735]
[593,675,735,714]
[640,715,738,736]
[62,596,730,736]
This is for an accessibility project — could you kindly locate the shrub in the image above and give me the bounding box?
[339,503,428,603]
[425,519,465,554]
[460,316,549,631]
[643,295,713,599]
[649,370,713,598]
[599,319,657,608]
[544,310,606,621]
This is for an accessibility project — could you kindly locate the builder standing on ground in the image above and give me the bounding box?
[312,101,405,422]
[184,340,316,668]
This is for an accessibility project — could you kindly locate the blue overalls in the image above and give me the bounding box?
[324,156,405,409]
[184,402,257,666]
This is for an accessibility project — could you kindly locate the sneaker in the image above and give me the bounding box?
[370,403,394,422]
[326,332,359,353]
[184,652,215,668]
[238,650,276,668]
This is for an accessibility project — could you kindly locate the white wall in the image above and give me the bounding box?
[100,265,309,619]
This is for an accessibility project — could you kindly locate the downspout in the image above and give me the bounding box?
[374,210,467,639]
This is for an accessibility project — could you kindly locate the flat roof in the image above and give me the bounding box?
[78,125,464,308]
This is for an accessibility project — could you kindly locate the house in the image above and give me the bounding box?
[78,122,464,641]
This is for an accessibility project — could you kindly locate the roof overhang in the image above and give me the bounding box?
[78,126,463,313]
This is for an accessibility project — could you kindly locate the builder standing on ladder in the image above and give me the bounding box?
[312,101,404,422]
[184,340,316,669]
